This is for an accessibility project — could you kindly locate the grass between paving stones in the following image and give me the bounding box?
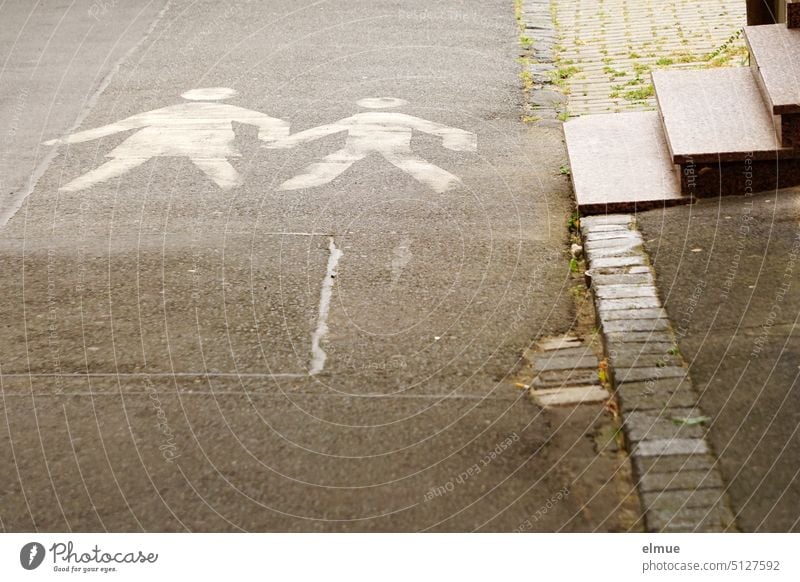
[705,30,749,67]
[516,0,574,123]
[550,0,747,114]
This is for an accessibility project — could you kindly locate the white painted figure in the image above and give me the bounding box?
[44,87,289,191]
[390,237,413,288]
[266,97,477,192]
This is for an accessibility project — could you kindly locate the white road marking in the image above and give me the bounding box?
[309,237,343,375]
[266,97,476,192]
[390,237,413,287]
[43,87,289,191]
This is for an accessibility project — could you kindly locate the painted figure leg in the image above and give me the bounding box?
[279,148,366,191]
[382,153,462,193]
[58,157,148,192]
[191,157,243,190]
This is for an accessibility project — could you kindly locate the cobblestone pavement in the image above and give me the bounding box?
[552,0,748,116]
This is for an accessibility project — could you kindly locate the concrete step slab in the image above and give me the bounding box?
[563,111,690,215]
[653,67,794,163]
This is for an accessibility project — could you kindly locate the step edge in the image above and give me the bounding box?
[744,28,781,115]
[744,24,800,115]
[652,70,680,165]
[652,67,793,163]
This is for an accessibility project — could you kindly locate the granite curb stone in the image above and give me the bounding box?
[582,213,737,532]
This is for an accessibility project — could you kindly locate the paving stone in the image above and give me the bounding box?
[531,89,567,107]
[532,354,599,372]
[609,351,681,368]
[661,524,727,533]
[648,504,735,532]
[589,255,649,269]
[602,318,671,333]
[599,307,665,320]
[532,346,594,358]
[638,468,723,493]
[597,296,661,311]
[534,46,554,61]
[595,285,659,300]
[619,387,699,411]
[589,264,653,278]
[582,223,631,233]
[640,488,726,512]
[627,265,651,274]
[585,241,640,254]
[653,68,793,164]
[591,267,638,277]
[528,63,556,84]
[533,114,562,127]
[585,240,642,254]
[605,341,678,355]
[633,454,717,476]
[564,112,688,214]
[586,235,643,249]
[532,385,609,407]
[605,330,675,343]
[585,239,641,253]
[623,408,707,443]
[533,33,554,45]
[634,438,710,457]
[584,230,636,242]
[614,376,692,393]
[532,369,599,388]
[524,19,552,30]
[745,24,800,114]
[615,366,687,383]
[586,246,643,260]
[537,336,582,351]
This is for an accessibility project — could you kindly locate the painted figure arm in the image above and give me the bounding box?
[262,122,348,149]
[235,112,291,144]
[404,116,477,152]
[43,114,147,145]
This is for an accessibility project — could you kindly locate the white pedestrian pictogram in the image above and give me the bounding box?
[266,97,477,192]
[390,237,413,288]
[44,87,289,191]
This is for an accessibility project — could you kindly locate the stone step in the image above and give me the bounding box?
[563,111,690,215]
[652,67,796,164]
[654,67,800,197]
[744,23,800,146]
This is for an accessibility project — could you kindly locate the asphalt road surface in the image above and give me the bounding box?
[639,191,800,532]
[0,0,637,531]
